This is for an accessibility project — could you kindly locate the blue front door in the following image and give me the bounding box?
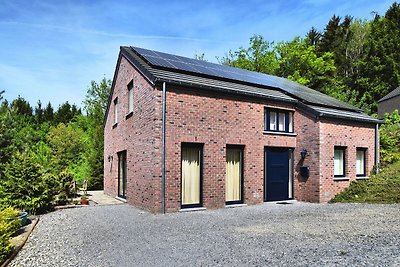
[265,148,291,201]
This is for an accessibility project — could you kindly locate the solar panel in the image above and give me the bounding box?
[131,46,359,111]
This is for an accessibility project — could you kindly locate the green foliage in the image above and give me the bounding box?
[330,161,400,203]
[219,35,278,74]
[83,77,111,189]
[0,153,53,214]
[46,123,84,171]
[379,110,400,166]
[10,96,33,117]
[275,37,336,90]
[0,207,21,263]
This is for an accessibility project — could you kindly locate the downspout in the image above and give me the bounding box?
[375,123,379,174]
[161,82,166,214]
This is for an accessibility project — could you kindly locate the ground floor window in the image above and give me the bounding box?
[334,147,346,177]
[226,146,243,204]
[356,148,367,177]
[181,144,203,208]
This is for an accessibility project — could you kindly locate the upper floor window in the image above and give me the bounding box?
[127,80,133,114]
[356,148,366,177]
[334,147,346,177]
[113,97,118,125]
[264,108,294,133]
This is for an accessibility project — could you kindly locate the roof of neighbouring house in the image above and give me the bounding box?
[378,86,400,103]
[106,46,381,124]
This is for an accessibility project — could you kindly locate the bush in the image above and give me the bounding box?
[0,207,21,263]
[0,153,53,214]
[330,161,400,203]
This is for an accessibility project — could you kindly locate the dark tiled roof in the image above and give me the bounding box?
[378,86,400,102]
[116,46,380,124]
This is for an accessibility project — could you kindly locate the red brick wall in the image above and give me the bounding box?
[319,119,376,202]
[105,55,377,213]
[293,111,321,202]
[104,56,162,213]
[163,86,322,212]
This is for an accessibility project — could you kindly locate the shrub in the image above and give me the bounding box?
[0,207,21,263]
[0,153,53,214]
[331,161,400,203]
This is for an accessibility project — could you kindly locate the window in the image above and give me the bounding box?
[265,109,294,133]
[127,80,133,114]
[226,146,243,205]
[113,98,118,125]
[334,147,345,177]
[181,144,203,208]
[356,148,366,177]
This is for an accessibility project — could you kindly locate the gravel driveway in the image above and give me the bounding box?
[10,202,400,267]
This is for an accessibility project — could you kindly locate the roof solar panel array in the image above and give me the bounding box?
[131,46,359,111]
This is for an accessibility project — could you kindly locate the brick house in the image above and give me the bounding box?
[378,86,400,119]
[104,46,380,213]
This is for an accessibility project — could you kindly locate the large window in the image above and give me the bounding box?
[334,147,346,177]
[356,148,366,177]
[265,109,294,133]
[127,80,133,114]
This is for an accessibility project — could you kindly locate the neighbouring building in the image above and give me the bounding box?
[378,86,400,119]
[104,46,380,213]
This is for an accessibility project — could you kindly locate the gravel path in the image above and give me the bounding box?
[10,202,400,267]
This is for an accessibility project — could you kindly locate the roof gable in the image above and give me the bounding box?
[378,86,400,102]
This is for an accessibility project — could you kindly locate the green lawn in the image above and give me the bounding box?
[330,161,400,204]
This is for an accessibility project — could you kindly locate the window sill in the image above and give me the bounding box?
[356,176,369,180]
[179,207,206,212]
[112,122,118,129]
[225,203,247,209]
[333,177,349,181]
[263,131,297,136]
[125,111,133,119]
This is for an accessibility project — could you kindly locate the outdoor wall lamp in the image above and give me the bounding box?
[300,149,308,160]
[108,155,113,162]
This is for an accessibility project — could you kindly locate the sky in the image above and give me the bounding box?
[0,0,395,108]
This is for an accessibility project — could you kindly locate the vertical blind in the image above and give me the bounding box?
[226,149,241,202]
[181,147,201,205]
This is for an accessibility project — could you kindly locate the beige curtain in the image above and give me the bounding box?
[226,149,241,202]
[181,147,201,205]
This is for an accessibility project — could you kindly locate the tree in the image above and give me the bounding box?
[275,37,336,91]
[219,35,278,74]
[35,100,43,124]
[306,27,321,46]
[0,152,53,214]
[83,78,112,189]
[10,96,33,117]
[46,123,84,171]
[43,102,54,122]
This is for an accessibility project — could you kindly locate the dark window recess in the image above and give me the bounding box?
[264,109,294,133]
[356,148,367,177]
